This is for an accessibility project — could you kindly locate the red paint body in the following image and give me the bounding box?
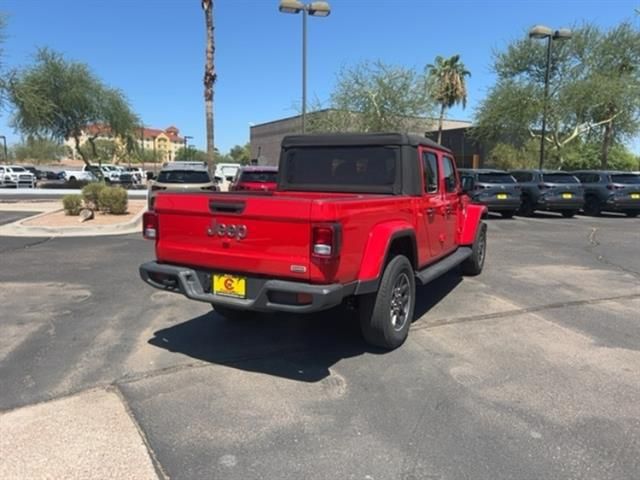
[150,146,485,287]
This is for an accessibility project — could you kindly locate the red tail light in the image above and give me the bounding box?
[311,223,341,259]
[143,211,158,240]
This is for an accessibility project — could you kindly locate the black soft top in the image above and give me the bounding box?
[282,132,451,153]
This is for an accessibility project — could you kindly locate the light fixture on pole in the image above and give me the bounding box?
[529,25,571,169]
[278,0,331,134]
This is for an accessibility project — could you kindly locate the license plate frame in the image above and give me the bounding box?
[213,274,247,299]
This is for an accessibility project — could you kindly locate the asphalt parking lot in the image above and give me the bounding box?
[1,213,639,479]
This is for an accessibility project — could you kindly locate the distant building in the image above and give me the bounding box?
[65,124,185,162]
[249,110,483,167]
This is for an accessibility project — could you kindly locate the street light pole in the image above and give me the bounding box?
[529,25,571,170]
[184,135,193,161]
[279,1,331,134]
[0,136,7,162]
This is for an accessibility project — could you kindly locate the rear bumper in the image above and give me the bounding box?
[139,261,354,313]
[473,199,521,211]
[536,199,584,211]
[604,198,640,211]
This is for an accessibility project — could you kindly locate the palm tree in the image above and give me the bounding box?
[202,0,216,172]
[427,55,471,144]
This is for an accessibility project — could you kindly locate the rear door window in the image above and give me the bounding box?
[422,152,439,193]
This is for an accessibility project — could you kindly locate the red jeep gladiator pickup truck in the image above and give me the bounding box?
[140,133,487,349]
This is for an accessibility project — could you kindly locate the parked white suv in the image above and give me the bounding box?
[0,165,36,188]
[82,164,133,184]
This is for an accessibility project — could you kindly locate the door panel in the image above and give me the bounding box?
[418,149,447,264]
[441,156,461,253]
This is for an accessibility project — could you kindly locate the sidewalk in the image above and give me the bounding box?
[0,388,160,480]
[0,201,145,237]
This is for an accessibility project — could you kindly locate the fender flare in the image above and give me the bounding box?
[356,221,417,294]
[459,203,487,246]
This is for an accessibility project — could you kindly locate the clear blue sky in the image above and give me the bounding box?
[1,0,639,154]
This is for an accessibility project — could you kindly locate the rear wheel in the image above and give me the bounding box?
[359,255,415,350]
[561,210,577,218]
[519,197,535,217]
[501,211,515,219]
[584,196,601,216]
[625,211,639,218]
[212,305,255,321]
[461,222,487,276]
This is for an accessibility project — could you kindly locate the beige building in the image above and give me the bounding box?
[65,124,185,162]
[249,110,477,167]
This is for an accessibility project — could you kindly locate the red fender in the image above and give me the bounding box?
[358,221,416,282]
[459,203,487,245]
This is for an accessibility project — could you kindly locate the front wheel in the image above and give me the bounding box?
[584,197,601,216]
[461,222,487,276]
[519,197,535,217]
[359,255,415,350]
[625,211,639,218]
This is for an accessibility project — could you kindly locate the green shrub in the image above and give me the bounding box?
[81,182,107,209]
[98,187,128,214]
[62,194,83,216]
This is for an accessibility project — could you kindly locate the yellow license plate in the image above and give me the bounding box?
[631,193,640,199]
[213,274,246,298]
[562,193,573,199]
[496,193,508,200]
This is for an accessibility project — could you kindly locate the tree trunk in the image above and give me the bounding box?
[437,103,445,144]
[203,0,216,177]
[600,120,613,170]
[73,134,90,167]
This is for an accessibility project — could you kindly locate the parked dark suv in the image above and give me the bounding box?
[572,171,640,217]
[459,169,521,218]
[509,170,584,217]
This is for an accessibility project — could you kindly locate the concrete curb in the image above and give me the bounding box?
[0,206,146,237]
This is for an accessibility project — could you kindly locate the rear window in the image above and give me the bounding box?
[478,173,515,184]
[240,171,278,183]
[282,146,398,193]
[542,173,578,184]
[611,174,640,184]
[157,170,210,183]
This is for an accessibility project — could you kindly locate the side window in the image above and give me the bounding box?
[442,157,457,193]
[422,152,438,193]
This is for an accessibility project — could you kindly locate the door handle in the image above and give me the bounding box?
[426,208,436,220]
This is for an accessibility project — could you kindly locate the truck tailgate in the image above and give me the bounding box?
[155,193,312,280]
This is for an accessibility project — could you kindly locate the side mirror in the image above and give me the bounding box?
[461,175,474,194]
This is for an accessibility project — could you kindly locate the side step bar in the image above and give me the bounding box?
[415,247,472,285]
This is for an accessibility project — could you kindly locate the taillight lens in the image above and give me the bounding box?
[312,223,341,259]
[143,211,158,240]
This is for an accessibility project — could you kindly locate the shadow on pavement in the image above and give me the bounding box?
[148,271,462,382]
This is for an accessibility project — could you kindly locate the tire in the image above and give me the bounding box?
[212,304,255,321]
[625,211,639,218]
[501,211,515,219]
[519,197,535,217]
[584,196,601,216]
[561,210,577,218]
[358,255,415,350]
[461,222,487,276]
